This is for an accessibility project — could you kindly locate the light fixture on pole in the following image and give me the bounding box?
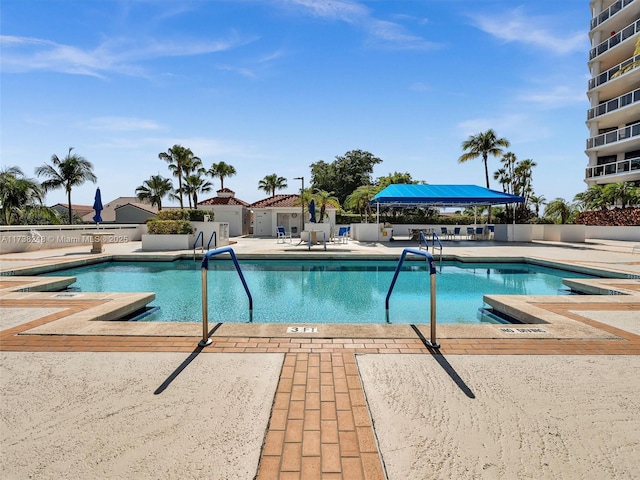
[293,176,304,235]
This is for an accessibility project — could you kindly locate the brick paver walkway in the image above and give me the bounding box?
[2,300,640,479]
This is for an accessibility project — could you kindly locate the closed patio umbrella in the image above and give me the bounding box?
[92,188,103,225]
[309,199,316,223]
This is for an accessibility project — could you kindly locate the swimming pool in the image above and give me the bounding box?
[44,259,597,324]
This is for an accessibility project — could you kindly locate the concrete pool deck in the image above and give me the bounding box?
[2,236,640,479]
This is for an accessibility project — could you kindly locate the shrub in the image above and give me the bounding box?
[157,210,190,221]
[187,209,208,222]
[147,219,193,234]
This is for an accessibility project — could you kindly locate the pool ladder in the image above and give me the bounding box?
[193,231,218,260]
[198,246,438,348]
[419,231,442,260]
[199,247,252,346]
[386,248,439,348]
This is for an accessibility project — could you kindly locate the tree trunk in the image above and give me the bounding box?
[67,190,73,225]
[483,156,492,225]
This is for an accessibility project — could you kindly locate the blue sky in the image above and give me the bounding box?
[1,0,590,208]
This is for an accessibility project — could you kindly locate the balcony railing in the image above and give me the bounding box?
[588,54,640,90]
[587,87,640,120]
[585,155,640,178]
[586,120,640,149]
[590,0,635,30]
[589,19,640,60]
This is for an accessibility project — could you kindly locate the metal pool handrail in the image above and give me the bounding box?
[207,231,217,250]
[386,248,439,348]
[199,247,253,346]
[193,231,204,261]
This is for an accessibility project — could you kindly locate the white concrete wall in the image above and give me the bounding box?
[199,205,249,237]
[0,224,142,254]
[141,234,195,251]
[585,225,640,241]
[191,222,230,248]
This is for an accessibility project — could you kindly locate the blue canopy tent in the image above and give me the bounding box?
[370,184,525,233]
[371,184,525,208]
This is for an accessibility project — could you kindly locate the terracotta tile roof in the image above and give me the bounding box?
[199,196,250,207]
[250,194,300,208]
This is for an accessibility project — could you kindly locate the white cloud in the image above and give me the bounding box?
[456,113,552,145]
[518,85,588,108]
[0,34,252,78]
[470,7,587,55]
[285,0,367,22]
[277,0,439,50]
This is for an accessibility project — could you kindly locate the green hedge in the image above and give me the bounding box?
[187,209,208,222]
[158,210,189,221]
[147,219,193,234]
[156,209,210,222]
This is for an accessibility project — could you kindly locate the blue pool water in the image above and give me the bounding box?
[44,260,597,324]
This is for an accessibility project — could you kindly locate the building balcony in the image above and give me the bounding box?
[590,0,636,31]
[588,54,640,91]
[589,19,640,61]
[585,155,640,181]
[586,120,640,150]
[587,87,640,122]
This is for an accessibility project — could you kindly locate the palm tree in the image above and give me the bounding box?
[544,198,576,224]
[459,130,510,224]
[529,195,546,218]
[0,166,45,225]
[603,182,638,208]
[312,189,341,223]
[208,161,237,190]
[258,174,287,197]
[183,174,213,209]
[344,185,379,221]
[459,130,510,190]
[35,147,97,225]
[574,185,607,211]
[513,158,536,220]
[135,174,173,210]
[159,145,200,210]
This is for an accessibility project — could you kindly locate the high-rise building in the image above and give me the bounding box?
[586,0,640,186]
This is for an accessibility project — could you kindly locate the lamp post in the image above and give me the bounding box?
[293,176,304,236]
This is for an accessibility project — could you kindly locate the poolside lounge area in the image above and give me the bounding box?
[2,236,640,479]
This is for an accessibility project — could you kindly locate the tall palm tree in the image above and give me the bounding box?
[158,145,199,210]
[459,130,510,224]
[0,166,45,225]
[183,174,213,209]
[312,189,341,223]
[459,130,510,190]
[513,158,537,220]
[258,174,287,197]
[135,174,173,210]
[208,161,237,190]
[35,147,97,225]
